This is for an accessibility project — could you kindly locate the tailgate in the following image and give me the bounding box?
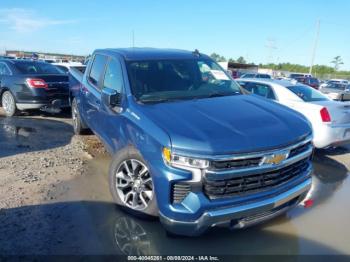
[329,103,350,125]
[313,100,350,125]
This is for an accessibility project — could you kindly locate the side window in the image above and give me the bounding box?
[103,59,124,93]
[249,83,276,100]
[88,54,108,87]
[0,63,11,75]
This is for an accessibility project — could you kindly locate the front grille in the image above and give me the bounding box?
[172,183,191,203]
[211,157,262,170]
[203,158,310,199]
[210,141,312,171]
[289,142,312,158]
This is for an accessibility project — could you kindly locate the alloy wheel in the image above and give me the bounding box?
[115,159,153,210]
[2,92,15,115]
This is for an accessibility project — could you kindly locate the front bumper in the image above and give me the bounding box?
[160,177,311,236]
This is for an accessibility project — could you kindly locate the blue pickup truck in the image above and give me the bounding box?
[69,48,313,236]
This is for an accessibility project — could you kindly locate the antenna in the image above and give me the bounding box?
[193,49,200,57]
[309,20,320,75]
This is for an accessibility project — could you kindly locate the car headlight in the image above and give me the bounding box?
[162,147,209,169]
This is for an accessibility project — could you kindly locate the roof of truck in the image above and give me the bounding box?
[94,48,209,61]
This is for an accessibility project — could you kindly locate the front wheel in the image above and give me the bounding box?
[109,148,158,217]
[1,91,17,117]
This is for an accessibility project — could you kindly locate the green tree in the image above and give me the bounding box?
[210,53,226,62]
[236,56,246,64]
[331,56,344,71]
[228,58,236,63]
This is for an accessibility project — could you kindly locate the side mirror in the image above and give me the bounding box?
[101,87,122,109]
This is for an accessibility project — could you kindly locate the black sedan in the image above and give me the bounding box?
[0,59,69,116]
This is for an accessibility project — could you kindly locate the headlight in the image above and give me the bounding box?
[162,147,209,169]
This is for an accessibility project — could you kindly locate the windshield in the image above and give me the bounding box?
[14,61,63,75]
[287,85,329,102]
[126,58,242,103]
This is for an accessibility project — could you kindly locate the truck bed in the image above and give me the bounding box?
[69,66,86,102]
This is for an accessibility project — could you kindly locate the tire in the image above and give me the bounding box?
[1,91,17,117]
[109,147,159,217]
[71,98,87,135]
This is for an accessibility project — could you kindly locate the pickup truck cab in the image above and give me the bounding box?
[70,48,313,236]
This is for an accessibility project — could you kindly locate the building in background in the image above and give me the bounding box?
[5,50,86,63]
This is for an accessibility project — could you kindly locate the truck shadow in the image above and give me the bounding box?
[0,201,345,256]
[0,116,73,158]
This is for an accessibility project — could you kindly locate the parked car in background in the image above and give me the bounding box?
[240,73,272,79]
[294,77,320,89]
[319,82,350,101]
[237,78,350,148]
[0,59,69,116]
[0,56,15,60]
[53,62,85,74]
[289,73,312,79]
[69,48,313,236]
[320,79,349,88]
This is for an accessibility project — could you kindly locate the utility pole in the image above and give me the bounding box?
[265,38,277,64]
[309,20,320,75]
[132,30,135,48]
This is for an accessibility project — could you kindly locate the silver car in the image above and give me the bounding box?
[319,82,350,101]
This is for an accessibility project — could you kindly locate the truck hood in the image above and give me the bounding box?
[139,95,311,155]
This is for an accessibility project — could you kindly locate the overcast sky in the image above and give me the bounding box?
[0,0,349,69]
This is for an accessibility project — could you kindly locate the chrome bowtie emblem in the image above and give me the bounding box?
[261,150,290,165]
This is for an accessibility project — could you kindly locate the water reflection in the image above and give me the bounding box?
[310,153,348,206]
[0,117,73,158]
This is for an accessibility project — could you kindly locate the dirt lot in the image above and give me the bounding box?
[0,109,349,255]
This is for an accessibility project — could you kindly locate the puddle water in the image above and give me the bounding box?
[52,152,350,255]
[0,117,73,158]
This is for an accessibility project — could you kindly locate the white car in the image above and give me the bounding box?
[53,62,84,74]
[237,78,350,148]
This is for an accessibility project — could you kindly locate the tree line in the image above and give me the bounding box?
[210,53,350,78]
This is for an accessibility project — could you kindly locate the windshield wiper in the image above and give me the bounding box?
[139,97,177,104]
[206,92,241,98]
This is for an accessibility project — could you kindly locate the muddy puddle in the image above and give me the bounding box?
[36,151,349,255]
[1,122,349,255]
[0,116,73,157]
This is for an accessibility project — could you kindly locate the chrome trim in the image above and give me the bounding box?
[205,135,313,162]
[205,146,312,179]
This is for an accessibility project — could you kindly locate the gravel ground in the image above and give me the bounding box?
[0,112,89,209]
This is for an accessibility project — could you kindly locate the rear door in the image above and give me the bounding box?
[82,54,108,132]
